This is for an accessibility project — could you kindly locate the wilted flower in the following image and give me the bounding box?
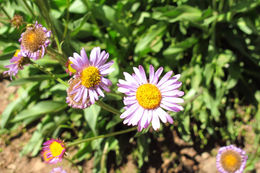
[41,139,66,164]
[11,14,23,28]
[19,21,51,60]
[66,47,114,109]
[216,145,247,173]
[50,167,67,173]
[118,65,184,131]
[4,49,30,80]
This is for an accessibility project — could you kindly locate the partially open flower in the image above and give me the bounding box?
[66,47,114,109]
[118,65,184,131]
[19,21,51,60]
[41,139,66,164]
[11,14,23,28]
[4,50,30,80]
[216,145,247,173]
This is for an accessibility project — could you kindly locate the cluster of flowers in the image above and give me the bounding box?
[65,47,184,131]
[4,21,51,79]
[4,21,248,173]
[42,139,248,173]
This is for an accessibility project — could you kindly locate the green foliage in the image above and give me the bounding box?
[0,0,260,172]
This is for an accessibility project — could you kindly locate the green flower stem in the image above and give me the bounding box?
[96,100,122,115]
[22,0,36,19]
[0,6,11,20]
[47,47,67,65]
[66,127,137,147]
[29,60,69,87]
[62,0,71,40]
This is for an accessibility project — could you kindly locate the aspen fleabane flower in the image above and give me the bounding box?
[4,49,30,80]
[41,139,66,164]
[66,47,114,109]
[19,21,51,60]
[118,65,184,131]
[216,145,247,173]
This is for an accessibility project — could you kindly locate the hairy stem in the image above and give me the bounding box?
[30,60,69,87]
[96,100,121,115]
[67,127,137,147]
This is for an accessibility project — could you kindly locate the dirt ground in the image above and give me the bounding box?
[0,79,259,173]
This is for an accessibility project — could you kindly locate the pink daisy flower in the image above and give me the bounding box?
[50,167,67,173]
[19,21,51,60]
[66,47,114,109]
[216,145,247,173]
[4,49,30,80]
[118,65,184,131]
[41,139,66,164]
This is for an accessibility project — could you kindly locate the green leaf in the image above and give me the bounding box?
[84,104,101,135]
[9,74,68,86]
[153,5,202,23]
[135,23,167,54]
[230,1,260,14]
[203,91,220,121]
[163,37,198,56]
[69,0,87,13]
[0,51,15,60]
[11,101,67,122]
[0,88,30,128]
[21,130,43,156]
[92,5,129,37]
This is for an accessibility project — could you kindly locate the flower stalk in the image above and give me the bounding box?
[96,100,121,115]
[29,60,69,87]
[66,127,137,147]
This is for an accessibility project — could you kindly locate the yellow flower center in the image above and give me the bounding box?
[22,27,46,52]
[220,150,242,172]
[49,141,64,157]
[80,66,101,88]
[136,84,162,109]
[14,50,21,57]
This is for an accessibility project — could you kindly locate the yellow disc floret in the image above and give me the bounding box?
[49,141,64,157]
[14,50,21,57]
[220,150,242,172]
[80,66,101,88]
[136,84,162,109]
